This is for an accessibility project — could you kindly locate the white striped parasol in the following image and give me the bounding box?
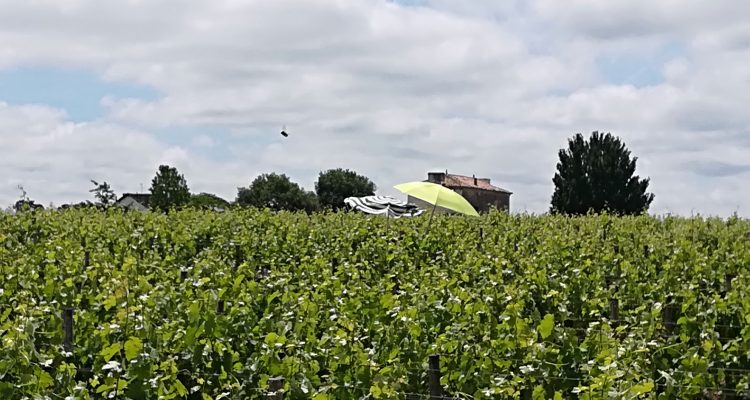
[343,195,424,218]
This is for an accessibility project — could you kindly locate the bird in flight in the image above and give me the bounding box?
[280,125,289,137]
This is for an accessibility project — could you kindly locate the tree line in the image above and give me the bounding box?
[147,166,376,213]
[10,167,377,213]
[10,131,655,215]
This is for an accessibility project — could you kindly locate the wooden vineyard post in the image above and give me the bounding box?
[724,273,735,295]
[391,275,400,295]
[663,296,679,333]
[216,300,225,315]
[609,298,620,327]
[234,245,243,269]
[428,354,443,399]
[267,377,284,400]
[62,307,74,353]
[477,227,484,251]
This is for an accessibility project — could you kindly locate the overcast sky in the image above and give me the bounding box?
[1,0,749,216]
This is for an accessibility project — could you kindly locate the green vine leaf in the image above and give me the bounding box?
[100,343,122,362]
[124,336,143,361]
[538,314,555,339]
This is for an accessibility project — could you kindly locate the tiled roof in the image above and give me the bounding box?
[442,174,512,194]
[118,193,152,205]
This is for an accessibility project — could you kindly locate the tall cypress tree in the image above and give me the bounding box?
[551,131,654,215]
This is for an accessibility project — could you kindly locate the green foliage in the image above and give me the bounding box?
[124,337,143,361]
[58,201,97,210]
[538,314,555,339]
[1,210,749,399]
[149,165,190,212]
[189,192,230,209]
[315,168,376,210]
[236,172,318,212]
[551,131,654,215]
[13,199,43,212]
[89,180,117,207]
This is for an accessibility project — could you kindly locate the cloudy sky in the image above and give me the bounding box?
[1,0,749,216]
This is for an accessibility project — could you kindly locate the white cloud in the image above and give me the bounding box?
[191,135,215,148]
[0,102,164,205]
[0,102,245,206]
[532,0,750,40]
[0,0,749,216]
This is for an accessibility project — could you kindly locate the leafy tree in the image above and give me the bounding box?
[13,185,43,212]
[236,173,318,212]
[551,131,654,215]
[58,201,97,210]
[189,193,230,209]
[89,180,117,207]
[149,165,191,212]
[315,168,376,210]
[13,200,43,212]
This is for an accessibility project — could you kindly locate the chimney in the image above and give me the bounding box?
[473,174,477,186]
[428,172,446,184]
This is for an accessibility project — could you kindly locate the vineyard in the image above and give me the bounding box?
[1,209,749,399]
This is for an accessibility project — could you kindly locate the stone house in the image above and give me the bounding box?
[408,171,512,213]
[115,193,151,211]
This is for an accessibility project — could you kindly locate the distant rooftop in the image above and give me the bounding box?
[426,171,512,194]
[117,193,151,205]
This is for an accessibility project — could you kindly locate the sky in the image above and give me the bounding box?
[1,0,749,216]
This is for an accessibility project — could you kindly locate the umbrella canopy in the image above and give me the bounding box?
[394,181,479,217]
[344,195,425,218]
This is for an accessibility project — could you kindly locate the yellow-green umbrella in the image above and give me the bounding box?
[394,181,479,217]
